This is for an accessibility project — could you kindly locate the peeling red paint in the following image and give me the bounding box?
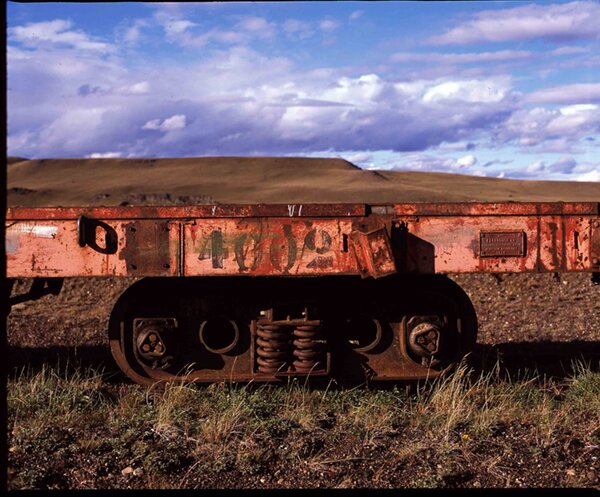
[6,203,599,277]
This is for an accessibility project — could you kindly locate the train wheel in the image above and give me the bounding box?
[108,275,477,385]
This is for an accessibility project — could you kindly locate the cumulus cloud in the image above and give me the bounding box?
[6,30,522,160]
[497,104,600,151]
[430,1,600,45]
[422,79,510,103]
[6,12,599,176]
[143,114,187,132]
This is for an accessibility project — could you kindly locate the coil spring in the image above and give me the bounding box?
[256,323,291,373]
[292,324,326,373]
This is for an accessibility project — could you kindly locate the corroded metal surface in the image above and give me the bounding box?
[6,202,599,278]
[182,218,358,277]
[6,203,366,220]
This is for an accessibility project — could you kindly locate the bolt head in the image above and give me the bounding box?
[409,321,441,357]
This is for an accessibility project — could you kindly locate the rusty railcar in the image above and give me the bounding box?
[6,201,600,385]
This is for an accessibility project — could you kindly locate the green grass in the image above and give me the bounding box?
[7,360,600,489]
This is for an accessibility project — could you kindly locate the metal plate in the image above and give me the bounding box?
[350,225,397,278]
[122,220,174,275]
[480,231,526,257]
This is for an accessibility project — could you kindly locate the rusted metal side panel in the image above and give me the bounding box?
[6,219,181,278]
[564,216,596,271]
[7,220,128,277]
[396,215,579,273]
[5,203,599,278]
[182,218,358,276]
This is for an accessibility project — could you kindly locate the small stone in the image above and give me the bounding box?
[133,468,144,477]
[260,477,266,484]
[566,469,575,477]
[121,466,134,476]
[472,481,481,488]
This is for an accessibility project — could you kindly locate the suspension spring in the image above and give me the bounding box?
[292,324,326,373]
[256,323,292,373]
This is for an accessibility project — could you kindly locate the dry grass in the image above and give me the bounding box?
[7,359,600,489]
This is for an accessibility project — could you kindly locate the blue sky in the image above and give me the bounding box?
[6,1,600,181]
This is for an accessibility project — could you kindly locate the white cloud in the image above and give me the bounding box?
[576,169,600,181]
[559,103,599,115]
[119,81,151,95]
[527,84,600,104]
[430,1,600,45]
[350,11,364,21]
[6,15,598,175]
[236,16,276,38]
[527,160,546,173]
[87,151,123,158]
[550,45,590,56]
[282,18,313,39]
[9,19,113,52]
[165,19,196,36]
[319,19,340,32]
[456,154,477,168]
[387,152,484,174]
[143,114,187,132]
[422,79,509,103]
[498,104,600,151]
[122,19,149,45]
